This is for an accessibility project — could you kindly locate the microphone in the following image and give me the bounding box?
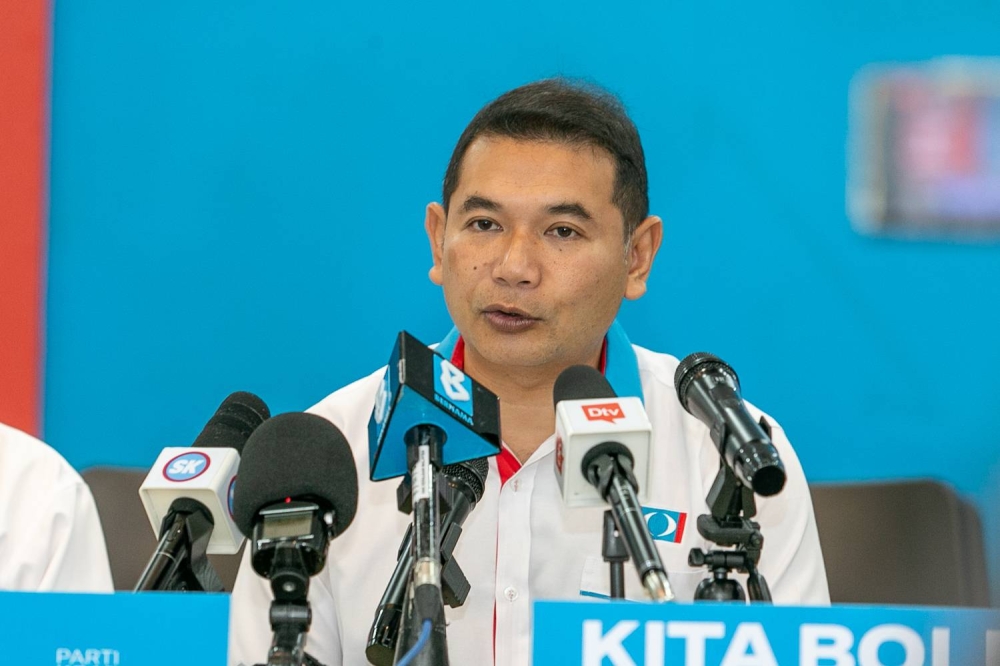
[553,365,673,602]
[365,458,489,666]
[366,332,502,666]
[233,412,359,578]
[136,391,269,591]
[232,411,358,666]
[674,353,786,497]
[368,331,501,481]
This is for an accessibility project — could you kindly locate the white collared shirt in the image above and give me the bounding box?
[0,422,114,592]
[228,345,829,666]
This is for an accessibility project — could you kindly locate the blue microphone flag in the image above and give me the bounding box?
[368,331,502,481]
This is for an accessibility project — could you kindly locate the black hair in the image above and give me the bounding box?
[442,78,648,239]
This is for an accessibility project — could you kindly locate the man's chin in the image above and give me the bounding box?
[463,335,557,372]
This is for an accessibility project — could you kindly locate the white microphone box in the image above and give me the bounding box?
[554,397,652,508]
[138,447,244,555]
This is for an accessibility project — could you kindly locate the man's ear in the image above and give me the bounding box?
[624,215,663,300]
[425,202,447,286]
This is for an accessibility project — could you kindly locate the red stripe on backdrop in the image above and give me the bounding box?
[0,0,48,435]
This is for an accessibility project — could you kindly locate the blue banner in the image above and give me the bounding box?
[0,591,229,665]
[533,600,1000,665]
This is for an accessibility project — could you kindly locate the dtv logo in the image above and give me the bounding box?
[583,403,624,423]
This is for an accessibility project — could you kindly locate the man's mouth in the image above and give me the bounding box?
[481,305,540,332]
[483,305,536,318]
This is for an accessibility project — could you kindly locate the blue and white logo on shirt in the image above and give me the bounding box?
[434,358,473,417]
[641,506,688,543]
[162,452,211,482]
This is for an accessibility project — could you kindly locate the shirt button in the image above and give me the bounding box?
[511,479,520,492]
[503,586,518,602]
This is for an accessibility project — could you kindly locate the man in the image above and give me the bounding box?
[229,79,828,665]
[0,421,114,592]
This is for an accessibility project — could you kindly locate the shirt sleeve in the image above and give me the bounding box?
[11,480,114,593]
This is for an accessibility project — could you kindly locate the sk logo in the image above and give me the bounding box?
[641,506,687,543]
[163,452,211,482]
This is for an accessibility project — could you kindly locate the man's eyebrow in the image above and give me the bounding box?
[460,195,502,214]
[547,202,594,222]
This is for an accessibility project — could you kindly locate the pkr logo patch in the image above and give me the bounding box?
[162,451,211,482]
[582,402,624,423]
[641,506,687,543]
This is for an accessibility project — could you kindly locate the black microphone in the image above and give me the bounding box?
[135,391,270,592]
[365,458,488,666]
[674,353,786,497]
[553,366,673,602]
[233,412,359,578]
[232,412,359,666]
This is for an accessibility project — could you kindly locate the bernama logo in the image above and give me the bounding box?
[437,359,471,405]
[55,648,120,666]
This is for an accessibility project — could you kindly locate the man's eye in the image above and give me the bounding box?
[471,219,498,231]
[551,226,578,238]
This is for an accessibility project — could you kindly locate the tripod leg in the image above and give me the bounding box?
[609,563,625,599]
[602,510,629,599]
[747,570,772,602]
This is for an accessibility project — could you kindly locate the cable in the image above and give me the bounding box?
[395,620,432,666]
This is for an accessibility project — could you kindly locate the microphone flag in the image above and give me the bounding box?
[368,331,501,481]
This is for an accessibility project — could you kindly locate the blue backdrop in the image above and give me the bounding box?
[47,1,1000,601]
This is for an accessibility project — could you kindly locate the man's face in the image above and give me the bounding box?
[425,136,659,373]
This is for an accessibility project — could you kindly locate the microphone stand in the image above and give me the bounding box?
[601,510,628,599]
[393,425,450,666]
[134,498,224,592]
[265,543,314,666]
[367,474,472,665]
[252,501,333,666]
[584,445,673,602]
[688,417,775,603]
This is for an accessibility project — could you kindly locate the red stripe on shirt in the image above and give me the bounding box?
[449,336,524,485]
[673,511,688,544]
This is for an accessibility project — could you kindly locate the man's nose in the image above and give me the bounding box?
[492,228,541,288]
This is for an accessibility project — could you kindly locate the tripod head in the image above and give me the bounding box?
[689,416,776,602]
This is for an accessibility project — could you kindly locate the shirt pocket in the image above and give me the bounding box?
[579,554,707,603]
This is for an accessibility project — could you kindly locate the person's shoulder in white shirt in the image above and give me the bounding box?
[0,421,114,592]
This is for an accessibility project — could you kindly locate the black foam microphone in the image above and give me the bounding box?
[233,412,358,577]
[553,366,673,602]
[233,412,359,666]
[365,458,489,666]
[674,353,786,497]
